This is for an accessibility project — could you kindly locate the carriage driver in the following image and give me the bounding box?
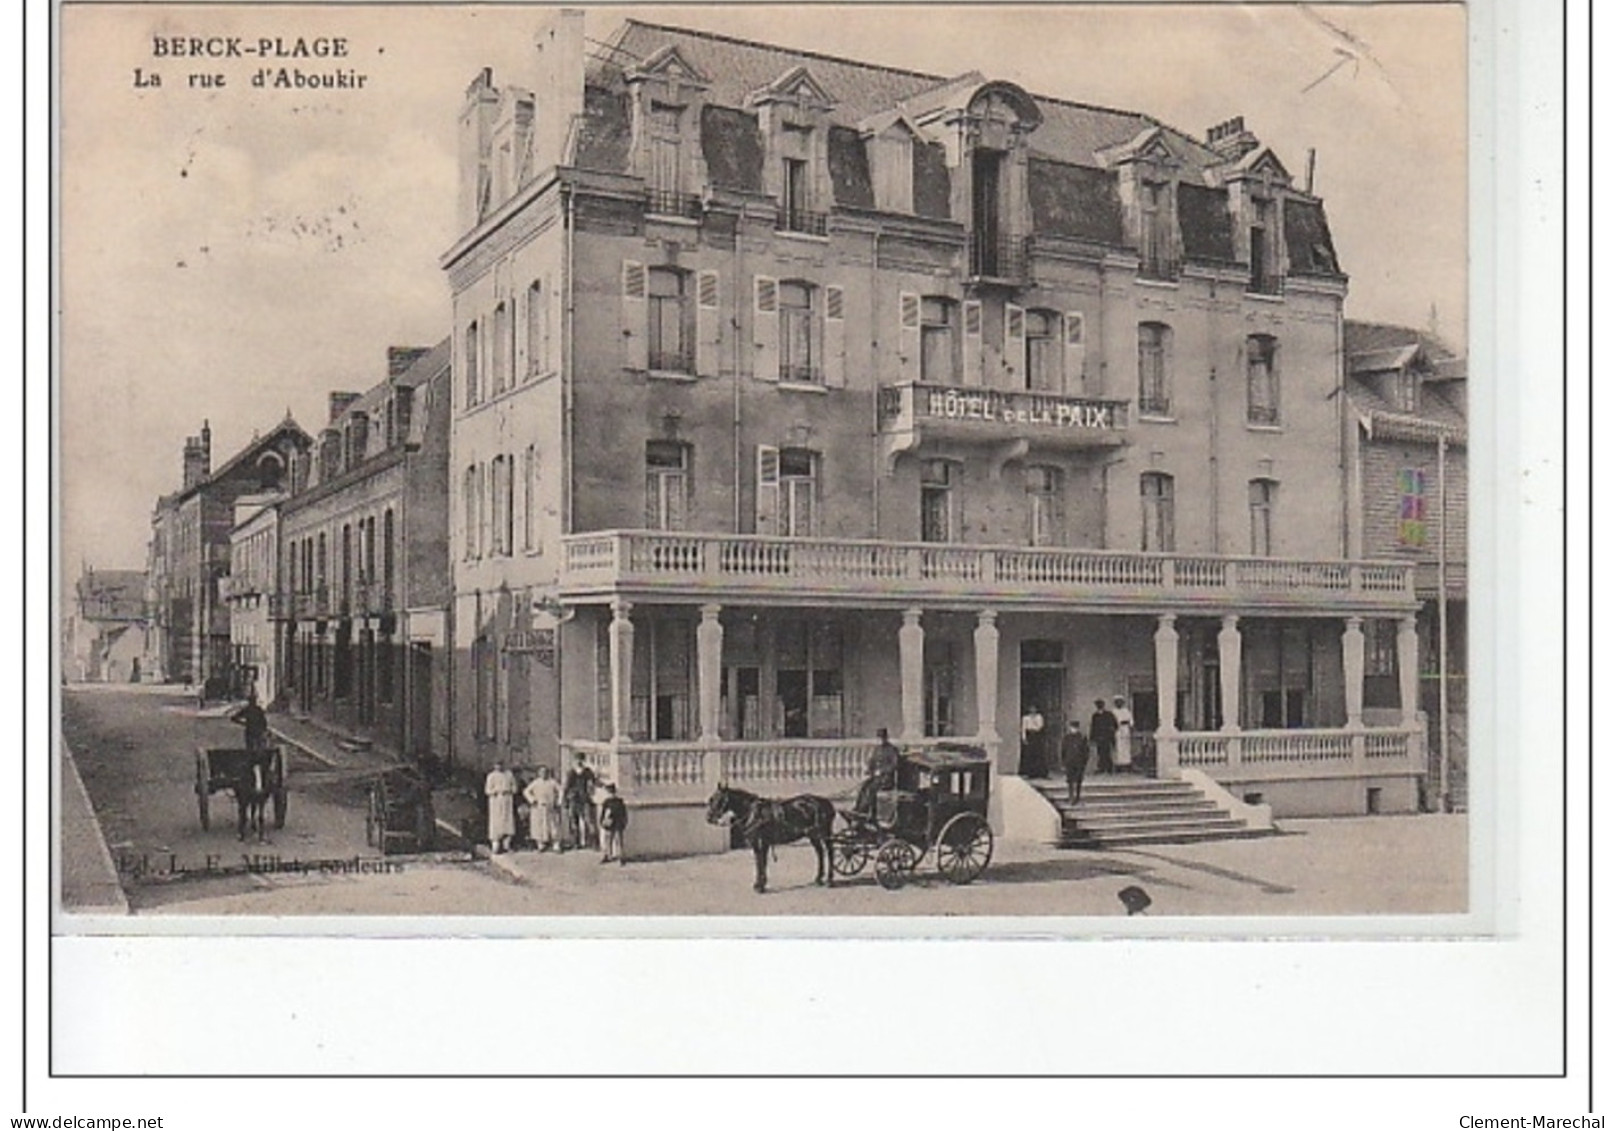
[230,688,269,752]
[855,729,901,819]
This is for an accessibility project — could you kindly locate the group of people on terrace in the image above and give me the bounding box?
[1021,696,1140,806]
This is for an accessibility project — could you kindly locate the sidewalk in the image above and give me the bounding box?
[59,742,130,915]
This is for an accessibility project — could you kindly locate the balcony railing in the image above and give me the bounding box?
[1163,725,1423,782]
[644,189,702,221]
[648,349,695,375]
[779,363,823,386]
[879,382,1130,449]
[968,232,1028,282]
[776,207,828,237]
[559,530,1419,611]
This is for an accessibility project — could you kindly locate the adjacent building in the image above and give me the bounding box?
[144,420,312,690]
[1345,319,1468,808]
[277,342,454,763]
[65,569,147,683]
[224,492,285,703]
[441,16,1433,852]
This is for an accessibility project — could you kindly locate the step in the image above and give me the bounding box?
[1063,825,1273,848]
[1061,803,1224,826]
[1064,797,1220,815]
[1065,816,1251,839]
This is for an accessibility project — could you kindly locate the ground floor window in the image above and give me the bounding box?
[774,620,844,738]
[924,641,956,737]
[1247,622,1315,728]
[631,618,693,741]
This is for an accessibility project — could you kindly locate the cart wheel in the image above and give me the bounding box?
[935,813,993,885]
[197,788,210,831]
[365,787,381,849]
[830,837,869,878]
[273,788,288,830]
[874,839,917,890]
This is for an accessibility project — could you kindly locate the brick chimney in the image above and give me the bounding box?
[181,420,212,489]
[1207,115,1259,162]
[387,346,432,378]
[328,391,362,423]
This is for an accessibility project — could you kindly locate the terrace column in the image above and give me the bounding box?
[1342,616,1366,729]
[1218,615,1242,732]
[696,604,724,746]
[973,610,1001,746]
[1154,614,1180,777]
[1397,613,1420,729]
[608,600,635,744]
[898,608,925,742]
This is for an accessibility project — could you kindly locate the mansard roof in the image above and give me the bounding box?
[589,20,1224,173]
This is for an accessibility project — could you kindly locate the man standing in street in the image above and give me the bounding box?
[1089,698,1119,775]
[562,751,599,852]
[1059,719,1091,806]
[230,689,269,752]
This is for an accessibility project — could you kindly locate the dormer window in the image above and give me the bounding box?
[1248,197,1280,294]
[751,66,835,236]
[646,102,685,214]
[1140,180,1177,281]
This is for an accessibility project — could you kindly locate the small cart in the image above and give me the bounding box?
[365,766,438,855]
[830,743,994,889]
[195,745,288,831]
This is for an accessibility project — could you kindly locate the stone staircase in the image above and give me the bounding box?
[1033,775,1273,849]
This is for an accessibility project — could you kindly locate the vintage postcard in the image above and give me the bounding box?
[56,2,1478,931]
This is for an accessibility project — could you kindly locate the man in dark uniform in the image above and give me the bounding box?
[855,728,901,819]
[1089,698,1119,774]
[1059,719,1091,805]
[230,689,269,751]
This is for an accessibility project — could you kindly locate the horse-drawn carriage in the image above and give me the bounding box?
[830,743,994,889]
[195,745,288,836]
[705,742,994,893]
[364,766,438,855]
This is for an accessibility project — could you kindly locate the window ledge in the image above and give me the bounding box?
[647,370,699,383]
[1244,290,1285,304]
[646,213,700,228]
[1135,276,1181,290]
[774,229,831,245]
[1245,422,1285,433]
[777,381,830,395]
[1137,412,1177,425]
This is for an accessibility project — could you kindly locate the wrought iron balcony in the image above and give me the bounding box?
[644,189,703,221]
[967,232,1028,282]
[776,208,828,237]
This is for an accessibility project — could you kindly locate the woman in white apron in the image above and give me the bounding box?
[1111,695,1135,772]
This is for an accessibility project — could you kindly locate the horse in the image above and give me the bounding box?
[704,784,837,894]
[233,751,275,843]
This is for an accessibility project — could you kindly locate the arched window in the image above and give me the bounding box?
[463,321,480,409]
[1249,478,1277,556]
[382,509,395,600]
[1024,310,1060,392]
[462,465,479,560]
[1246,334,1280,424]
[920,297,957,384]
[647,268,691,373]
[779,281,817,383]
[1140,472,1175,551]
[525,280,548,380]
[491,302,510,395]
[1138,322,1172,416]
[644,441,690,531]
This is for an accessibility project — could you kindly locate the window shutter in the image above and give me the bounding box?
[754,275,779,381]
[823,285,846,388]
[622,260,647,372]
[755,444,781,535]
[898,291,921,383]
[1063,311,1086,392]
[695,269,721,379]
[962,300,983,386]
[1003,303,1026,387]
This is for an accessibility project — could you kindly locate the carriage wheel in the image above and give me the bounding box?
[935,813,993,885]
[830,837,870,878]
[365,786,382,849]
[195,751,210,830]
[874,839,918,890]
[273,788,289,830]
[197,787,210,831]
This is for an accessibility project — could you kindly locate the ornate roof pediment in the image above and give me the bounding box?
[626,44,711,90]
[1229,145,1292,187]
[1096,125,1180,170]
[748,65,835,112]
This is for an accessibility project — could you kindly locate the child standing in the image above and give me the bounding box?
[597,783,628,865]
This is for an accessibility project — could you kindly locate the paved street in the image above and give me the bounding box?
[63,686,1467,918]
[60,685,467,912]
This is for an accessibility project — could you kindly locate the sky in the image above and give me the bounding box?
[59,2,1468,576]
